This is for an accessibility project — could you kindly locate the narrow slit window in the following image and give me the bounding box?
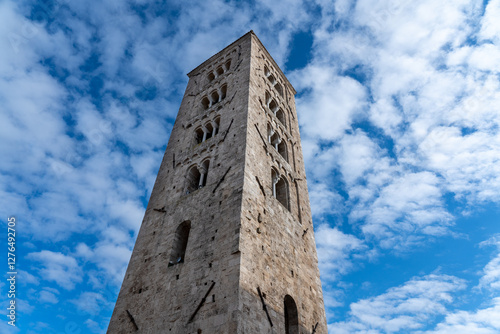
[169,221,191,266]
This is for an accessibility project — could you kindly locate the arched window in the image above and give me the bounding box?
[220,84,227,100]
[202,96,210,110]
[186,165,201,194]
[284,295,299,334]
[265,91,272,107]
[272,169,289,210]
[225,59,231,71]
[270,132,280,147]
[278,140,288,162]
[169,221,191,266]
[210,90,220,105]
[264,65,270,77]
[200,160,210,188]
[195,127,204,144]
[186,161,210,194]
[205,123,214,141]
[268,74,276,85]
[274,82,283,97]
[208,72,215,82]
[269,99,278,113]
[216,66,224,76]
[267,123,274,143]
[276,109,286,127]
[214,117,220,136]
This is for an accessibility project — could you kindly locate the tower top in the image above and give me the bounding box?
[188,30,296,94]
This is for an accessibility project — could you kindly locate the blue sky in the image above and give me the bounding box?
[1,0,500,333]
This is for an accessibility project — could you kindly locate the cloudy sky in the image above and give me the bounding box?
[1,0,500,333]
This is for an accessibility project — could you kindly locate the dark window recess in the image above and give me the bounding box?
[169,221,191,266]
[284,295,299,334]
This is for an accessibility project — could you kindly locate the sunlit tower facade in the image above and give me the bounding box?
[107,31,327,334]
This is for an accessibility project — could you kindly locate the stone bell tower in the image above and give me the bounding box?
[107,31,327,334]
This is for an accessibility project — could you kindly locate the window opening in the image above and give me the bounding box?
[272,170,290,210]
[195,128,204,144]
[186,166,201,194]
[269,99,278,113]
[278,140,288,162]
[208,72,215,82]
[220,84,227,100]
[202,96,210,110]
[276,109,286,127]
[210,91,220,105]
[169,221,191,266]
[205,123,214,141]
[199,160,210,188]
[275,82,283,97]
[225,59,231,71]
[216,66,224,76]
[268,74,276,85]
[284,295,299,334]
[214,117,220,136]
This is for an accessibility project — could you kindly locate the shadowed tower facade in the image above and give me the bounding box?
[107,31,327,334]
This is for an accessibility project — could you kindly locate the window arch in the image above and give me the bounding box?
[199,160,210,188]
[201,96,210,110]
[274,82,283,97]
[207,72,215,82]
[276,109,286,128]
[272,169,289,210]
[195,127,204,144]
[278,140,288,162]
[169,221,191,266]
[224,59,231,71]
[284,295,299,334]
[264,65,271,77]
[186,165,202,194]
[205,123,214,141]
[210,90,220,105]
[216,66,224,76]
[220,84,227,100]
[194,118,221,145]
[214,117,220,136]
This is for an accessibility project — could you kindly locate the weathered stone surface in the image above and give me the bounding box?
[107,31,327,334]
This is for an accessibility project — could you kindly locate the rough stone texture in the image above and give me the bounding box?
[107,31,327,334]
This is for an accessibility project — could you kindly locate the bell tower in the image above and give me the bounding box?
[107,31,327,334]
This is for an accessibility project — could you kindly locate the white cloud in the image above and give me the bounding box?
[316,224,366,282]
[293,65,367,141]
[39,289,59,304]
[27,251,83,290]
[331,274,467,333]
[422,298,500,334]
[478,235,500,291]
